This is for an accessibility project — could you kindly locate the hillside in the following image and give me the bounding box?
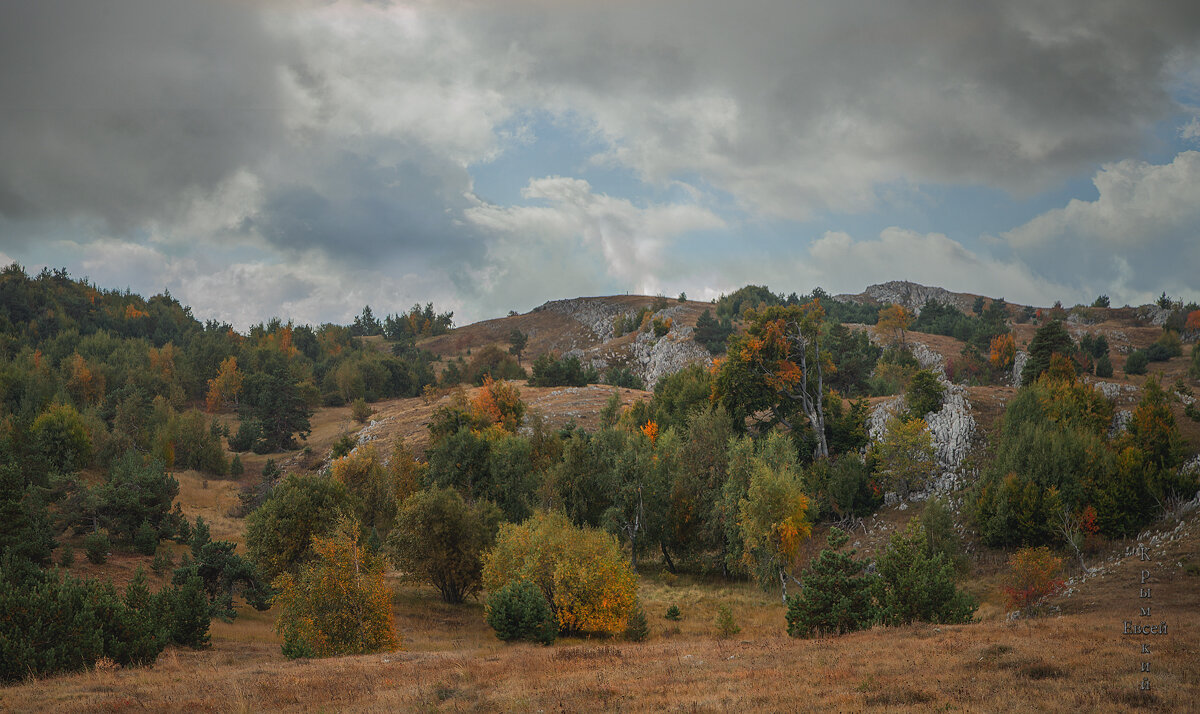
[418,295,716,388]
[3,274,1199,711]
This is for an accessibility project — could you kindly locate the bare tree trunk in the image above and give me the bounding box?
[660,541,676,574]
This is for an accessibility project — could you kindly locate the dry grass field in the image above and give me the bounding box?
[7,503,1197,713]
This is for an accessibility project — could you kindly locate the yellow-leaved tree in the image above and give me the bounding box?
[738,459,812,602]
[482,511,637,636]
[204,356,243,413]
[871,416,938,499]
[875,304,913,347]
[329,443,420,537]
[272,516,399,658]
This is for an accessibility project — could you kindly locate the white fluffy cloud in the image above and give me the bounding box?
[3,0,1200,325]
[1002,151,1200,303]
[465,176,725,296]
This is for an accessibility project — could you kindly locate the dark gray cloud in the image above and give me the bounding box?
[252,144,480,266]
[1,0,1199,326]
[460,1,1200,215]
[0,0,287,231]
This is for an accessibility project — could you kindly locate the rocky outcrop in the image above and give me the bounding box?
[1109,410,1132,439]
[867,338,976,497]
[837,281,976,316]
[1092,380,1138,402]
[1011,351,1028,386]
[629,327,712,388]
[926,385,975,477]
[532,299,711,387]
[1134,304,1174,327]
[532,297,631,341]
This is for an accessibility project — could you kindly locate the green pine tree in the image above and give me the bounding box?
[785,528,876,637]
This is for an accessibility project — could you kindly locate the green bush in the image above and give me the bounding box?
[665,604,681,621]
[485,580,557,644]
[386,486,501,604]
[230,454,244,477]
[906,369,945,419]
[245,473,357,579]
[96,451,180,542]
[624,602,649,642]
[154,409,227,474]
[1095,353,1114,378]
[84,530,110,564]
[151,548,174,575]
[169,573,212,648]
[873,523,976,626]
[602,366,645,390]
[1154,330,1184,359]
[351,398,374,424]
[714,604,740,638]
[228,419,262,453]
[1125,350,1149,375]
[785,528,875,638]
[134,520,159,556]
[30,403,93,478]
[58,543,75,568]
[1022,320,1075,385]
[528,353,598,387]
[0,563,171,683]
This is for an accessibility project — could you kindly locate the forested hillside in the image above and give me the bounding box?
[2,267,1199,711]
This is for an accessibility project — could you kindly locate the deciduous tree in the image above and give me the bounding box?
[273,517,398,658]
[876,304,913,347]
[715,301,833,458]
[204,356,243,413]
[387,486,501,603]
[871,416,938,499]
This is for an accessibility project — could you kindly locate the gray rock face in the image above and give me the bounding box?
[630,327,712,388]
[532,299,710,387]
[926,385,975,477]
[1109,410,1132,439]
[1134,304,1173,327]
[1011,351,1028,387]
[867,338,976,498]
[532,297,631,341]
[1092,380,1138,402]
[840,281,976,316]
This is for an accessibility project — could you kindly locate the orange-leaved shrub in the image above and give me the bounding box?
[1002,546,1064,615]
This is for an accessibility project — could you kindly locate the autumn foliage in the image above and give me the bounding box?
[482,511,638,637]
[640,420,659,445]
[988,333,1016,370]
[875,304,913,346]
[471,376,526,432]
[205,356,243,412]
[1001,546,1064,615]
[272,517,399,658]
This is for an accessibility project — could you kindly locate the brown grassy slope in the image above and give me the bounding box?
[417,295,715,361]
[348,382,652,458]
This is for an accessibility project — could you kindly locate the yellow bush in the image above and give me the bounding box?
[483,511,637,636]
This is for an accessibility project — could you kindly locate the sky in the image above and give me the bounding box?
[1,0,1199,330]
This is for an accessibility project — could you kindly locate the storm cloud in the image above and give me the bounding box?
[1,0,1198,326]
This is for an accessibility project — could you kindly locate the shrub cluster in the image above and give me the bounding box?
[528,353,598,387]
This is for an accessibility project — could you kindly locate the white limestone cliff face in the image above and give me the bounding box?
[867,338,976,498]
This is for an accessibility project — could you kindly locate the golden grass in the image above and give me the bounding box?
[7,529,1198,713]
[174,469,246,545]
